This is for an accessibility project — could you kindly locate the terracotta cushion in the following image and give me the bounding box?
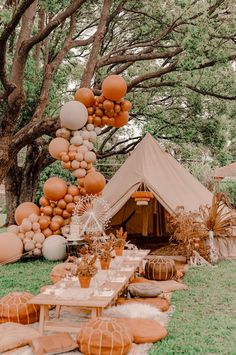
[145,256,176,281]
[130,276,152,284]
[50,263,77,284]
[30,332,78,355]
[118,318,167,344]
[128,282,162,298]
[0,322,40,353]
[116,296,170,312]
[77,317,133,355]
[0,292,40,324]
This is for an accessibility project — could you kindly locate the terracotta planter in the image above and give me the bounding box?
[114,246,124,256]
[100,258,111,270]
[79,276,92,288]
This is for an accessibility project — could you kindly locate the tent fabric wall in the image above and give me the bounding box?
[103,133,213,217]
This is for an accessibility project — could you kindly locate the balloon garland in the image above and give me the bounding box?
[3,75,131,261]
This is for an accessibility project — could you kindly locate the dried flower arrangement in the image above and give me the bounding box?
[110,227,127,248]
[76,254,98,277]
[199,192,236,238]
[79,232,101,255]
[99,239,115,261]
[167,206,209,261]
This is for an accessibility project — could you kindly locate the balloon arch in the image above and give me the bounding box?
[0,75,132,263]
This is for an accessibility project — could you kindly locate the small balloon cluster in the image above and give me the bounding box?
[48,74,131,195]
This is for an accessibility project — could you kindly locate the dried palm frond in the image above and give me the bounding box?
[199,192,236,238]
[76,254,98,277]
[109,227,127,248]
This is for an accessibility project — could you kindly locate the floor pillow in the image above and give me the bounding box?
[0,292,40,324]
[30,332,78,355]
[77,317,133,355]
[103,303,169,326]
[152,280,188,292]
[116,296,170,312]
[128,283,162,298]
[129,276,153,284]
[117,318,167,344]
[50,263,77,284]
[145,256,176,281]
[0,322,40,353]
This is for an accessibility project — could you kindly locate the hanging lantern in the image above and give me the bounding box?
[131,191,154,206]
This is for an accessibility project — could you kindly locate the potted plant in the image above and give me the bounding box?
[99,239,115,270]
[76,254,98,288]
[110,227,127,256]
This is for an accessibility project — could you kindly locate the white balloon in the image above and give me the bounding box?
[73,130,82,136]
[42,235,67,261]
[70,136,83,146]
[80,131,90,140]
[60,101,88,130]
[89,131,97,143]
[83,140,91,149]
[77,145,88,154]
[95,127,102,135]
[86,124,95,131]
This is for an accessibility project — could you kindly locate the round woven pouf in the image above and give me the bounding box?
[0,292,40,324]
[145,256,176,281]
[77,317,133,355]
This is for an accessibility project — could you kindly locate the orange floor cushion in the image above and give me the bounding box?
[31,332,78,354]
[77,317,133,355]
[116,297,170,312]
[130,276,153,284]
[118,318,167,344]
[0,292,40,324]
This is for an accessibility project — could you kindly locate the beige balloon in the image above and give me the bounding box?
[49,137,69,160]
[60,101,88,130]
[84,151,96,163]
[72,168,87,178]
[75,152,84,162]
[70,136,83,146]
[7,225,19,234]
[71,160,80,170]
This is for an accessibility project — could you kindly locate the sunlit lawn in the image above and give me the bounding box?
[150,260,236,355]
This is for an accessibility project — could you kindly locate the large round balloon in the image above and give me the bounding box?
[60,101,88,130]
[113,111,129,128]
[15,202,40,225]
[74,88,95,107]
[102,75,127,101]
[43,177,67,201]
[49,137,69,160]
[84,171,106,194]
[42,235,67,261]
[0,232,23,264]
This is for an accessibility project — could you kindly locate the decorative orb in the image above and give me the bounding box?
[70,135,83,146]
[49,137,69,159]
[74,87,95,107]
[67,185,79,196]
[33,232,45,243]
[86,124,94,131]
[38,216,51,229]
[28,214,39,223]
[39,196,50,207]
[0,232,23,264]
[15,202,40,225]
[42,235,67,261]
[7,225,19,234]
[114,111,129,128]
[84,171,106,194]
[121,100,132,111]
[43,177,67,201]
[60,101,88,130]
[42,228,53,238]
[72,168,86,178]
[102,75,127,101]
[80,130,90,140]
[145,256,176,281]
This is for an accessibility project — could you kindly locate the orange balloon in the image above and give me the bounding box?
[57,199,67,209]
[74,88,95,107]
[62,210,71,219]
[66,202,76,213]
[67,185,79,196]
[49,221,60,232]
[73,195,80,203]
[39,196,50,207]
[102,75,127,101]
[39,216,51,230]
[121,100,132,111]
[43,206,53,216]
[103,99,114,111]
[42,228,53,238]
[49,137,69,160]
[15,202,40,225]
[64,194,73,203]
[0,232,23,263]
[94,116,102,127]
[52,215,64,227]
[84,171,106,194]
[113,111,129,128]
[53,207,63,216]
[43,177,67,201]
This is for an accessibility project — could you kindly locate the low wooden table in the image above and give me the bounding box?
[28,250,150,333]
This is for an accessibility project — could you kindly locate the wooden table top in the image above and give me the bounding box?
[28,250,150,308]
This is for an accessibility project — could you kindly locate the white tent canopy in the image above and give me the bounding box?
[103,133,213,217]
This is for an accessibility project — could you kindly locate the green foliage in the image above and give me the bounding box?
[219,181,236,207]
[150,261,236,354]
[35,161,76,204]
[0,260,58,296]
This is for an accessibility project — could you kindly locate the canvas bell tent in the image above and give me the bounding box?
[103,133,213,239]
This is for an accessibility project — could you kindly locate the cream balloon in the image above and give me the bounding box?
[77,145,88,154]
[49,137,69,160]
[70,136,83,146]
[72,168,86,178]
[42,235,67,261]
[80,131,90,140]
[84,151,96,163]
[86,124,94,131]
[7,225,19,234]
[60,101,88,130]
[89,131,97,142]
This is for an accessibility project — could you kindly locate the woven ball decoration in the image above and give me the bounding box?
[77,317,133,355]
[145,256,176,281]
[0,292,40,324]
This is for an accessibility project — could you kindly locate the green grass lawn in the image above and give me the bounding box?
[1,258,236,354]
[150,260,236,355]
